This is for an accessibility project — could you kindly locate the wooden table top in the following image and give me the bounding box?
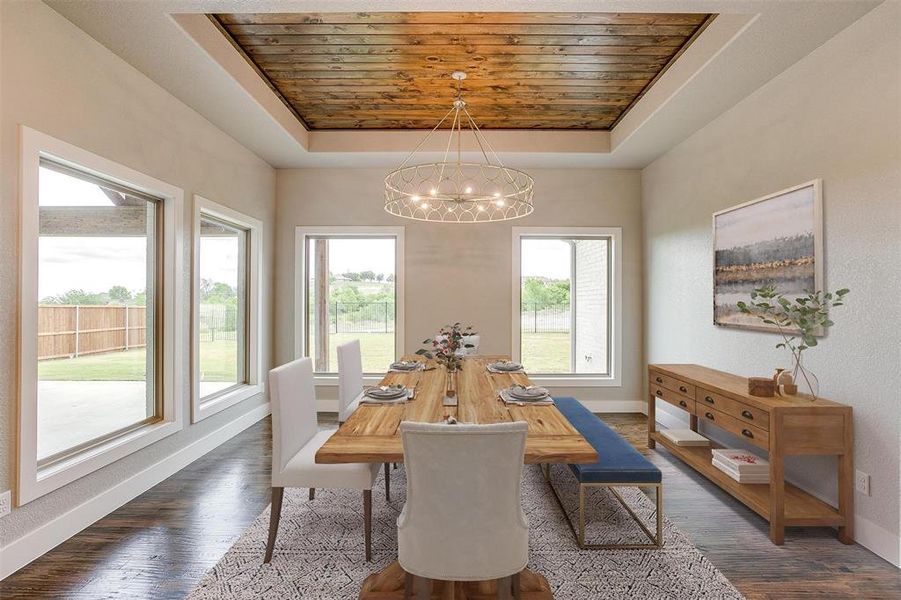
[315,355,598,465]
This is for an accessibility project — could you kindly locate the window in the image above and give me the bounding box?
[295,227,405,375]
[512,227,622,385]
[18,126,184,504]
[192,197,263,422]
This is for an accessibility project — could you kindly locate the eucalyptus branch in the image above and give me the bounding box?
[737,285,849,398]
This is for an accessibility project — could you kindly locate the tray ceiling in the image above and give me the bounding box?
[211,12,713,131]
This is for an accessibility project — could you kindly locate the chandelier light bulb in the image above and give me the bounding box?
[411,195,420,202]
[430,188,437,196]
[464,186,472,194]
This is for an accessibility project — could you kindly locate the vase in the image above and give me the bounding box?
[789,352,819,399]
[445,367,457,398]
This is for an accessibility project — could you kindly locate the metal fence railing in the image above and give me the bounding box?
[520,303,570,333]
[199,304,238,342]
[331,302,395,334]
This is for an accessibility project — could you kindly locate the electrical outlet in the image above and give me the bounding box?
[855,470,870,496]
[0,490,10,518]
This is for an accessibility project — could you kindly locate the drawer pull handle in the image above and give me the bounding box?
[655,377,663,383]
[655,390,663,397]
[741,429,754,439]
[704,396,715,404]
[679,400,687,408]
[679,385,688,393]
[705,412,715,420]
[741,410,754,420]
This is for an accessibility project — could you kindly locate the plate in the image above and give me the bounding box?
[390,361,421,371]
[488,361,523,372]
[364,386,408,400]
[508,385,549,400]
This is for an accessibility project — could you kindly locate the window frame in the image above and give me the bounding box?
[191,195,263,423]
[511,227,622,388]
[294,226,405,383]
[17,126,185,505]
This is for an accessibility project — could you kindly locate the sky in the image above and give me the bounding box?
[38,166,239,298]
[715,185,815,249]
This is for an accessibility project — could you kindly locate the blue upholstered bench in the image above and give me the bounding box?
[546,397,663,549]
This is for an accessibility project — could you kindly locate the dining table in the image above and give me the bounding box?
[315,354,597,600]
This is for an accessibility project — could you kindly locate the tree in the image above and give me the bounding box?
[108,285,132,304]
[41,289,107,305]
[376,273,384,282]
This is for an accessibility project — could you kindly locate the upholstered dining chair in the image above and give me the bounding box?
[265,357,380,563]
[398,421,529,599]
[337,339,392,501]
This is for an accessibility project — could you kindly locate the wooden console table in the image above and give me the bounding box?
[647,364,853,545]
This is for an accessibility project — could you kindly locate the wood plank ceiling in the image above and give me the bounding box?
[211,12,713,130]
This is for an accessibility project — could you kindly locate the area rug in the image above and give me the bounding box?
[188,465,743,599]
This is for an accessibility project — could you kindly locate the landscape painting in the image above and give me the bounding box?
[713,180,822,331]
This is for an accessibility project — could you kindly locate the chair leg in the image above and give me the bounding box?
[512,572,521,600]
[364,489,372,562]
[393,462,398,470]
[309,487,315,500]
[497,576,512,600]
[384,462,391,502]
[263,487,284,563]
[404,571,413,600]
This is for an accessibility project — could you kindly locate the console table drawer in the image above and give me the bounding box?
[697,406,770,450]
[651,385,695,413]
[650,371,696,399]
[696,388,769,430]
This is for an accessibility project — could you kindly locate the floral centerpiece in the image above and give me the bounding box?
[415,323,476,372]
[416,323,476,398]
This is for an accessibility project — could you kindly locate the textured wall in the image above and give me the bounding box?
[274,168,643,407]
[0,1,275,544]
[641,2,900,562]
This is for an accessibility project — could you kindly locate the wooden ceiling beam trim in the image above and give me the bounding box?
[266,70,656,81]
[231,34,689,47]
[252,61,667,74]
[240,44,680,57]
[216,13,708,26]
[225,23,701,36]
[247,53,672,65]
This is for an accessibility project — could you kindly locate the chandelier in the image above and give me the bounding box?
[384,72,535,223]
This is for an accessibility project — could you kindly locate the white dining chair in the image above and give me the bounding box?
[462,334,480,356]
[337,339,392,501]
[265,357,380,563]
[397,421,529,599]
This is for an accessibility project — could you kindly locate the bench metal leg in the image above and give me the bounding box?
[544,464,664,550]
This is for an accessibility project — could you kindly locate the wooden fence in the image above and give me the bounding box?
[38,305,146,360]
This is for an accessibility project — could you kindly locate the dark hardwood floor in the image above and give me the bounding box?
[2,414,898,599]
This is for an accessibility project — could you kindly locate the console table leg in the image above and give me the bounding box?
[837,416,855,544]
[647,393,656,449]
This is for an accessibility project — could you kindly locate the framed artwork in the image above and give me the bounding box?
[713,180,823,332]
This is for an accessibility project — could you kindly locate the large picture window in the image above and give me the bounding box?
[295,227,404,375]
[192,197,263,422]
[512,227,621,385]
[19,127,184,504]
[36,161,162,462]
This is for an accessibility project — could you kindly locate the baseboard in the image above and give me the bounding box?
[653,404,900,567]
[0,402,271,579]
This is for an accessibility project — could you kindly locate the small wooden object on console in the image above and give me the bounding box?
[748,377,776,397]
[648,364,853,546]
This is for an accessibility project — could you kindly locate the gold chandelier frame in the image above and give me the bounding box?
[384,72,535,223]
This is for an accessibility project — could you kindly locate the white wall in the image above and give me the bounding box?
[0,0,275,559]
[274,168,643,410]
[641,1,900,564]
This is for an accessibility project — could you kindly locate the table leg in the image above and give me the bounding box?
[647,392,656,449]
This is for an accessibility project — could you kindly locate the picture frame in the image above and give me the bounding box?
[712,180,823,333]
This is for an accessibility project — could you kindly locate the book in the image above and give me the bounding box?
[711,449,769,472]
[713,458,770,483]
[660,428,709,446]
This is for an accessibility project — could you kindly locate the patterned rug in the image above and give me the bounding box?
[188,465,743,599]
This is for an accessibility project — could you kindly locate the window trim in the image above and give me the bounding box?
[191,196,264,423]
[294,226,405,384]
[511,227,622,388]
[17,126,185,505]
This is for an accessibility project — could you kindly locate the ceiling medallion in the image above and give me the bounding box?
[384,72,535,223]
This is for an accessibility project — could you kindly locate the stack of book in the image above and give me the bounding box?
[660,428,709,446]
[712,449,770,483]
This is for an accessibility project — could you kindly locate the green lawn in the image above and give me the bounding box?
[37,333,572,380]
[521,332,571,373]
[38,340,238,382]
